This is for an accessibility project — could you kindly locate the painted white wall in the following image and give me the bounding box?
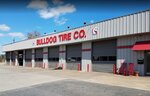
[43,47,48,69]
[31,49,35,68]
[10,52,12,66]
[59,45,66,69]
[15,51,18,66]
[82,42,92,72]
[23,50,25,67]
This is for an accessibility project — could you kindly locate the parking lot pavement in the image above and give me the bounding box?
[0,64,67,92]
[0,79,150,96]
[0,64,150,93]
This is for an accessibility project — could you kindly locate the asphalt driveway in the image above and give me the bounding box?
[0,79,150,96]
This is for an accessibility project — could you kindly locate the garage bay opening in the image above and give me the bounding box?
[18,51,23,66]
[48,46,59,69]
[92,39,117,73]
[66,43,82,70]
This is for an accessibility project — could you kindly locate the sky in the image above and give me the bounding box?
[0,0,150,54]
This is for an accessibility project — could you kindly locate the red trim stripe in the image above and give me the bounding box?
[59,51,65,53]
[117,45,133,49]
[82,48,91,52]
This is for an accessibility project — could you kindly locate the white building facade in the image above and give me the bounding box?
[2,10,150,76]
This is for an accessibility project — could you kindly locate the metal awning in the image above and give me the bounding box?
[132,41,150,51]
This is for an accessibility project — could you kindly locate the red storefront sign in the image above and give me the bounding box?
[36,29,86,45]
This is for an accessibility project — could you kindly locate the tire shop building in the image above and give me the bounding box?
[2,10,150,76]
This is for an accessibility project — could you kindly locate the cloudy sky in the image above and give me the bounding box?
[0,0,150,54]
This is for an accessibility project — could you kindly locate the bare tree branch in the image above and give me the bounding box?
[27,31,41,39]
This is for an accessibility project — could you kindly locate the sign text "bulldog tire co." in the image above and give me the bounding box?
[36,29,86,45]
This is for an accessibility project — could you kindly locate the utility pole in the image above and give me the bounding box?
[13,38,15,43]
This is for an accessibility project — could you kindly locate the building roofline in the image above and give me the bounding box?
[3,9,150,46]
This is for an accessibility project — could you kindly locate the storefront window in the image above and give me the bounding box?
[92,56,116,62]
[67,57,81,62]
[48,58,59,61]
[108,56,116,61]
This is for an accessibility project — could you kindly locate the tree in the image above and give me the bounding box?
[27,31,41,39]
[0,54,5,62]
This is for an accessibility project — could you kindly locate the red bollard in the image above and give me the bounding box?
[124,68,127,76]
[78,63,80,71]
[62,64,64,70]
[87,64,89,72]
[72,64,74,70]
[113,64,117,74]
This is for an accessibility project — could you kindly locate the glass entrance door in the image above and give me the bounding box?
[145,52,150,75]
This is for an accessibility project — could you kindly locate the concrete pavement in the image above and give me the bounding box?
[0,63,150,92]
[0,64,66,92]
